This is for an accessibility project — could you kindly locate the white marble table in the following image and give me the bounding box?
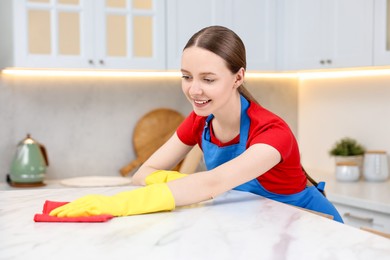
[1,186,390,260]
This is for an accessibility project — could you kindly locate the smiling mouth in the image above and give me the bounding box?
[194,99,211,105]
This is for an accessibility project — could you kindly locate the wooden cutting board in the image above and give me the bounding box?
[120,108,185,176]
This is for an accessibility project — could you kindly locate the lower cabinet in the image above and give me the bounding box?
[333,202,390,234]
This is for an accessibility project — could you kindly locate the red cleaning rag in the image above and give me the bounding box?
[34,200,114,222]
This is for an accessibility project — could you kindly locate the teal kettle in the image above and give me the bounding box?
[10,134,49,186]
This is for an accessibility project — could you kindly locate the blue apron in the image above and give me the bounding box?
[202,95,343,223]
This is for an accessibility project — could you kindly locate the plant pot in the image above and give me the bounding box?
[335,161,360,182]
[334,155,364,174]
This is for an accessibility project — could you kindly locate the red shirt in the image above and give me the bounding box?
[176,101,307,194]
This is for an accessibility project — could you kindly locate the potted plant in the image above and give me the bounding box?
[329,137,365,171]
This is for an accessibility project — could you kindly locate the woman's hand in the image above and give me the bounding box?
[132,133,193,185]
[49,184,176,217]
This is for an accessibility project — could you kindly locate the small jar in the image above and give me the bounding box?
[363,150,389,182]
[335,161,360,182]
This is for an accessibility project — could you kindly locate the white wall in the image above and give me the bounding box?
[298,74,390,173]
[0,75,298,182]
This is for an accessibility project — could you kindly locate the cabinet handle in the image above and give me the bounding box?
[326,59,332,64]
[99,60,105,65]
[343,212,374,223]
[320,60,325,65]
[88,59,94,65]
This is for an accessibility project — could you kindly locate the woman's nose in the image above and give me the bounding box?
[189,81,202,95]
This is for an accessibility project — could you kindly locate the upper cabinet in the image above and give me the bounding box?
[166,0,276,71]
[230,0,276,71]
[278,0,374,71]
[1,0,388,71]
[166,0,229,71]
[374,0,390,65]
[95,0,165,69]
[1,0,165,69]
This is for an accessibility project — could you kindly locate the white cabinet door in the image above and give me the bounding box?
[374,0,390,65]
[94,0,166,70]
[2,0,165,70]
[280,0,374,70]
[166,0,231,70]
[229,0,276,71]
[11,0,93,69]
[166,0,276,71]
[333,202,390,234]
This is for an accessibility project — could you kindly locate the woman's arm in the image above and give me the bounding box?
[133,131,281,207]
[168,143,281,206]
[132,132,194,185]
[50,141,281,218]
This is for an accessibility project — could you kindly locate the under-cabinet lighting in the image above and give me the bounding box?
[246,72,297,79]
[1,68,182,78]
[298,68,390,79]
[1,67,390,79]
[1,68,295,79]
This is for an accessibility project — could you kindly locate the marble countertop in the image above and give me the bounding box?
[1,186,390,260]
[309,169,390,214]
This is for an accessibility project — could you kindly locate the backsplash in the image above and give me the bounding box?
[0,74,298,181]
[298,74,390,174]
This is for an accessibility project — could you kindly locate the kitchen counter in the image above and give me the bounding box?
[1,186,390,260]
[308,169,390,234]
[309,169,390,214]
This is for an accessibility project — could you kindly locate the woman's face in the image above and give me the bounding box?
[181,46,243,117]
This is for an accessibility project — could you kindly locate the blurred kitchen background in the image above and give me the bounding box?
[0,0,390,181]
[0,75,297,180]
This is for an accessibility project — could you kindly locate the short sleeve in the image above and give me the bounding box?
[176,111,206,146]
[247,104,295,161]
[250,121,294,160]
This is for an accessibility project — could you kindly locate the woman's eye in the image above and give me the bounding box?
[181,75,191,80]
[204,78,214,83]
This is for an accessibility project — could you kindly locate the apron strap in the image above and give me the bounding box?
[316,182,326,192]
[303,166,326,197]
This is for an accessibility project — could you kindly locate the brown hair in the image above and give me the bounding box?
[183,25,258,103]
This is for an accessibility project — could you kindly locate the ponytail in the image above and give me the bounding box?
[238,85,259,105]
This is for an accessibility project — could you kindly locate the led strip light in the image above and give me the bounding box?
[2,67,390,79]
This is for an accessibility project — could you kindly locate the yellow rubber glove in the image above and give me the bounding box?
[49,183,175,217]
[145,170,188,185]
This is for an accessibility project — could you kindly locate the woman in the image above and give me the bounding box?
[50,26,343,223]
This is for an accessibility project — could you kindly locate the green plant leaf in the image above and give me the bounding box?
[329,137,365,156]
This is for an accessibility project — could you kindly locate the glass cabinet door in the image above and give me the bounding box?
[11,0,165,69]
[95,0,165,69]
[16,0,92,67]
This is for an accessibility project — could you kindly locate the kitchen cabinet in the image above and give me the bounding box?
[166,0,228,71]
[229,0,276,71]
[278,0,374,70]
[0,0,165,70]
[1,0,386,72]
[310,169,390,234]
[333,202,390,233]
[374,0,390,65]
[166,0,276,71]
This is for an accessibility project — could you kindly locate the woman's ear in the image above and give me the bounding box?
[234,67,245,88]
